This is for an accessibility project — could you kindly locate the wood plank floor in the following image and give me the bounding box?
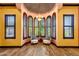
[0,43,79,56]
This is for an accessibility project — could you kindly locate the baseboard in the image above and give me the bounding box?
[0,41,78,48]
[51,41,57,46]
[0,46,22,48]
[22,41,31,47]
[57,45,79,48]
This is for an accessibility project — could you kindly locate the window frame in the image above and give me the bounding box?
[5,14,16,39]
[28,16,33,38]
[46,16,51,37]
[40,17,45,37]
[23,13,27,39]
[34,17,39,37]
[63,14,74,39]
[51,15,56,39]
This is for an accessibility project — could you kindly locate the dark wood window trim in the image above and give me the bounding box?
[5,14,16,39]
[23,13,27,39]
[51,15,56,39]
[28,16,33,38]
[43,17,45,37]
[63,14,74,39]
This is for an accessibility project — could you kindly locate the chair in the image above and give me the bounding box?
[43,36,51,44]
[31,35,38,44]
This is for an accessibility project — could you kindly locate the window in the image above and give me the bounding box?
[28,16,33,37]
[40,18,45,36]
[46,16,51,37]
[63,15,74,39]
[5,15,16,39]
[23,14,27,39]
[34,18,39,37]
[51,15,56,39]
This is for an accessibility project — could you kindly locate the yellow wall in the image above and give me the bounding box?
[0,5,79,47]
[0,6,22,46]
[57,6,79,46]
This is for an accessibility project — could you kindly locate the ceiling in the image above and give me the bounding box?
[24,3,55,14]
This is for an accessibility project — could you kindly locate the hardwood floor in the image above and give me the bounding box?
[0,43,79,56]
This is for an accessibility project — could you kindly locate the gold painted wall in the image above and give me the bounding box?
[0,6,22,46]
[57,6,79,46]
